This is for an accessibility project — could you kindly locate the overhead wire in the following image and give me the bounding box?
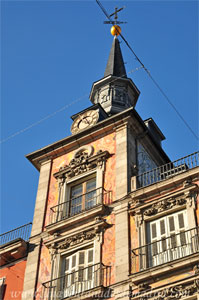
[96,0,199,141]
[0,67,143,144]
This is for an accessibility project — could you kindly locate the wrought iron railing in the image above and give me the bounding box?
[49,188,111,225]
[0,223,32,246]
[137,151,199,188]
[42,263,111,300]
[131,227,199,273]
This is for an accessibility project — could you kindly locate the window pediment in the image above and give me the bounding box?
[54,148,110,180]
[143,197,186,216]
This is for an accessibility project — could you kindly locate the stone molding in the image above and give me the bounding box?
[54,148,110,180]
[48,217,110,252]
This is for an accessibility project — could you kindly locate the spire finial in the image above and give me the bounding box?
[103,6,126,36]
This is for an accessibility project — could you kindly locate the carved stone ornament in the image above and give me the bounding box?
[50,218,110,251]
[138,283,150,292]
[57,231,96,250]
[144,197,186,216]
[53,147,110,179]
[134,282,199,300]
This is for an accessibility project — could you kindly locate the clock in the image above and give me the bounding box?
[71,110,99,134]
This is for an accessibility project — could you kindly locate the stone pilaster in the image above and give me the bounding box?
[22,159,52,300]
[115,124,128,199]
[31,159,52,236]
[115,202,129,282]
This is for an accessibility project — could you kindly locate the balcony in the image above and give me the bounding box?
[131,227,199,281]
[0,223,32,266]
[0,223,32,246]
[42,263,111,300]
[46,188,111,234]
[136,151,199,188]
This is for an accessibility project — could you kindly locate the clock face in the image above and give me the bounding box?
[71,110,99,134]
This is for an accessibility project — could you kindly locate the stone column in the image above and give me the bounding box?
[22,159,52,300]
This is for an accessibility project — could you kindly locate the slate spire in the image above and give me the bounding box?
[104,36,127,78]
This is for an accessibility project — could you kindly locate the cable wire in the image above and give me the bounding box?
[96,0,198,141]
[0,67,142,144]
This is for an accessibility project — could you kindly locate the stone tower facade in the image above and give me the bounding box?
[21,34,199,300]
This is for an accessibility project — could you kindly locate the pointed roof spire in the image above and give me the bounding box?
[104,36,127,78]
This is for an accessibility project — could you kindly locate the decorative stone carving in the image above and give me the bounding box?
[54,149,110,180]
[183,178,192,187]
[135,282,198,300]
[135,210,143,227]
[49,244,58,260]
[138,283,150,292]
[144,197,186,216]
[57,231,96,250]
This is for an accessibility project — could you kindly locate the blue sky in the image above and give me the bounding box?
[1,1,198,233]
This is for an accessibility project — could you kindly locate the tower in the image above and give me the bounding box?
[21,17,199,300]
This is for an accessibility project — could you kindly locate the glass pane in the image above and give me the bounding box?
[71,184,83,198]
[71,196,82,215]
[86,178,96,192]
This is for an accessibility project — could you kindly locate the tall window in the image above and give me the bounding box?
[70,178,97,216]
[61,248,94,297]
[147,210,191,267]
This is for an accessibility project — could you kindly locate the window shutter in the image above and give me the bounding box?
[71,254,77,285]
[178,213,186,245]
[151,223,158,255]
[160,220,166,235]
[160,220,166,251]
[88,249,93,263]
[178,213,185,229]
[169,216,175,231]
[78,251,85,282]
[79,252,85,265]
[151,224,157,239]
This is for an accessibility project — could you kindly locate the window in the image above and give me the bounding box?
[147,210,194,267]
[70,178,97,216]
[61,247,94,297]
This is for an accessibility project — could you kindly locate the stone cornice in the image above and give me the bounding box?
[129,167,199,208]
[26,107,170,171]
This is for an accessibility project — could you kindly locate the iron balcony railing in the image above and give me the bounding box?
[137,151,199,188]
[50,187,111,225]
[0,223,32,246]
[131,227,199,273]
[42,263,111,300]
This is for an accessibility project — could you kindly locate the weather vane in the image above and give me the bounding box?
[104,6,127,36]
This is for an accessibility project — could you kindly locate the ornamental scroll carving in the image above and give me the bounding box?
[136,282,198,300]
[143,197,186,216]
[54,146,110,179]
[57,231,96,250]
